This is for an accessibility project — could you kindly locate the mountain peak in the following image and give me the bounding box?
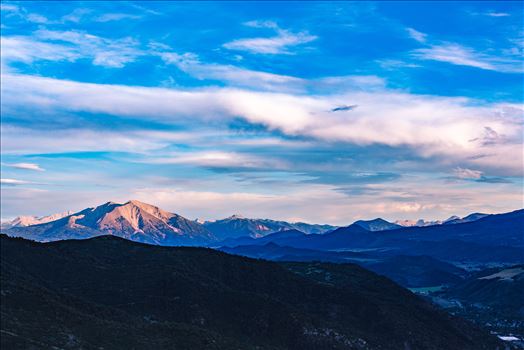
[227,214,245,220]
[6,200,214,245]
[444,215,460,223]
[127,199,146,205]
[125,199,156,208]
[354,218,401,231]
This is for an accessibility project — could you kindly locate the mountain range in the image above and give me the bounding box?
[3,199,499,246]
[394,213,488,227]
[2,200,522,347]
[5,200,214,246]
[3,200,338,245]
[203,215,335,240]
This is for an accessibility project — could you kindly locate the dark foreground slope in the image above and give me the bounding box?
[0,235,504,350]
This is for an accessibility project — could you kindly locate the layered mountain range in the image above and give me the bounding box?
[222,209,524,264]
[2,201,522,347]
[3,199,498,246]
[6,200,522,289]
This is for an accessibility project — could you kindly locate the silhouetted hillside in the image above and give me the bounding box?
[0,235,503,350]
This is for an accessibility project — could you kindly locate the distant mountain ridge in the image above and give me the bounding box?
[353,218,401,231]
[203,215,335,240]
[443,213,489,225]
[395,213,488,227]
[4,201,519,252]
[4,201,337,245]
[221,209,524,265]
[5,200,214,246]
[0,210,73,229]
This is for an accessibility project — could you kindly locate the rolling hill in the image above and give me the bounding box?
[0,235,503,350]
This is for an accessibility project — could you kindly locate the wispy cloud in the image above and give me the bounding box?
[484,12,510,17]
[0,4,19,12]
[412,43,523,73]
[61,8,92,23]
[1,178,35,185]
[454,167,482,180]
[2,163,44,171]
[0,126,173,155]
[4,5,142,24]
[1,30,144,68]
[146,151,286,170]
[406,27,427,43]
[452,167,513,184]
[94,13,141,22]
[1,36,80,63]
[160,52,304,91]
[36,30,142,68]
[160,51,384,93]
[26,13,49,24]
[223,21,317,54]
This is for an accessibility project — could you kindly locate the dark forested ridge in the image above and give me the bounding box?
[0,235,504,350]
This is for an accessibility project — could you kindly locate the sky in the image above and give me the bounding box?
[0,1,523,225]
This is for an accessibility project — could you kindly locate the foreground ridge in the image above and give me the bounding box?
[1,234,503,350]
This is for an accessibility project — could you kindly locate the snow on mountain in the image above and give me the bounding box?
[1,211,73,229]
[395,219,443,227]
[395,212,489,227]
[443,213,489,225]
[5,200,214,245]
[204,215,335,240]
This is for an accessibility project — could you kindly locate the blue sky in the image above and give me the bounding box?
[1,1,523,224]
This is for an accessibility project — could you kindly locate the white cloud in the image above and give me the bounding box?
[0,163,520,224]
[1,36,80,63]
[0,126,172,155]
[36,30,142,68]
[454,167,483,180]
[406,28,427,43]
[160,52,305,91]
[243,20,279,29]
[1,178,34,185]
[26,13,49,24]
[412,43,523,73]
[161,51,384,93]
[94,13,141,22]
[3,163,44,171]
[61,8,92,23]
[377,59,421,69]
[223,21,317,54]
[1,72,522,176]
[485,12,510,17]
[145,151,287,169]
[0,4,19,12]
[1,30,144,68]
